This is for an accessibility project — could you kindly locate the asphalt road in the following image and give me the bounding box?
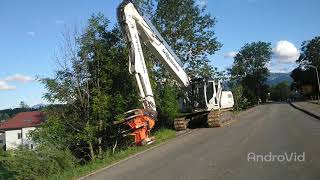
[83,103,320,180]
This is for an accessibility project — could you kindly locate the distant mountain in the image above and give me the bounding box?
[31,103,48,109]
[267,73,293,85]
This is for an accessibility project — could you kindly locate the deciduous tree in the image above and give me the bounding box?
[229,41,272,104]
[153,0,222,78]
[35,14,139,162]
[297,36,320,67]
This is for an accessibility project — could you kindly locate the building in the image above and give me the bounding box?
[0,111,44,150]
[0,131,4,148]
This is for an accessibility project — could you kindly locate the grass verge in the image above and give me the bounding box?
[47,128,176,180]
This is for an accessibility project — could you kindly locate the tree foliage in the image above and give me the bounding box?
[19,101,29,109]
[229,41,272,105]
[269,81,292,101]
[34,14,139,162]
[153,0,222,78]
[230,84,250,111]
[132,0,155,18]
[157,85,179,128]
[291,67,317,94]
[0,106,36,122]
[297,36,320,67]
[292,36,320,95]
[0,113,9,122]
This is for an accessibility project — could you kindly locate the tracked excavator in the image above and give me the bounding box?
[116,1,235,145]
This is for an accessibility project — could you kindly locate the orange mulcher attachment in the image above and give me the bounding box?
[121,109,156,145]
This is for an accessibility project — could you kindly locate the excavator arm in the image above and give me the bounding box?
[117,1,190,118]
[117,1,192,145]
[116,1,235,145]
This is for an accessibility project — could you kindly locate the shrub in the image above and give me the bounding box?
[232,85,250,111]
[157,85,179,128]
[1,145,76,180]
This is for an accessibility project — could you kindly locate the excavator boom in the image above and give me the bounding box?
[116,1,235,145]
[117,1,189,116]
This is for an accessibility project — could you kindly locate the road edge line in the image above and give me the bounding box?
[78,128,198,180]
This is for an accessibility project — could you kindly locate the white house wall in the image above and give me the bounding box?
[5,129,22,150]
[0,133,4,147]
[22,127,36,149]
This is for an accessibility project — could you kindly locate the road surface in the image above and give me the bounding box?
[83,103,320,180]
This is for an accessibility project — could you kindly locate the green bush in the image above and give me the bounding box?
[232,85,250,111]
[157,85,179,128]
[1,145,76,180]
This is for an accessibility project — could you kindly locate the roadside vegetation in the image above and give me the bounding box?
[0,129,175,180]
[1,0,318,179]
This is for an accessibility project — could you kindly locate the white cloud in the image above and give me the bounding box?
[5,74,34,83]
[55,20,65,24]
[273,40,300,63]
[27,31,36,37]
[224,51,237,58]
[0,81,15,90]
[268,60,298,73]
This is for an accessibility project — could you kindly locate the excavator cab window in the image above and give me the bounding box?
[206,81,214,104]
[189,80,206,109]
[214,83,219,104]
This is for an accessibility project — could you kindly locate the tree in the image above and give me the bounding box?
[157,85,179,128]
[35,14,139,162]
[270,81,292,101]
[0,113,9,122]
[153,0,222,79]
[132,0,154,19]
[292,36,320,95]
[229,41,272,105]
[291,67,317,95]
[297,36,320,67]
[19,101,29,109]
[230,84,249,111]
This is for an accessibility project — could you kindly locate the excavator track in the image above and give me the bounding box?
[174,109,235,130]
[207,109,235,127]
[174,117,189,131]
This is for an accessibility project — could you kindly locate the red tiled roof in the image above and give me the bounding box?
[0,111,44,130]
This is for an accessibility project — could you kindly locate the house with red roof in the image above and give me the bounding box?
[0,111,44,150]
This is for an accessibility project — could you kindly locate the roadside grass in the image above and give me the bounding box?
[47,128,176,180]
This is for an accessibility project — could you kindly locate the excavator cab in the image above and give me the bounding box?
[187,79,223,112]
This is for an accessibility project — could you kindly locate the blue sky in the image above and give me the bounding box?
[0,0,319,109]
